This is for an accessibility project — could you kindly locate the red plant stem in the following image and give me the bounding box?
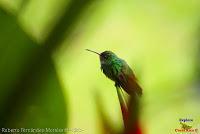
[116,87,129,129]
[116,87,143,134]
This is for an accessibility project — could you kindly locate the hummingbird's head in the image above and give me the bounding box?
[85,49,117,64]
[100,51,117,64]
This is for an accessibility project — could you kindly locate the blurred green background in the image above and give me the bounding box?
[0,0,200,134]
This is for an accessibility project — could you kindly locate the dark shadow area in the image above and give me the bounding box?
[0,0,98,129]
[0,9,67,128]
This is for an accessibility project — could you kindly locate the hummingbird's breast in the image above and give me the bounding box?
[100,59,122,82]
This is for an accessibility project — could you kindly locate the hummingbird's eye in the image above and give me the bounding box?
[103,55,108,59]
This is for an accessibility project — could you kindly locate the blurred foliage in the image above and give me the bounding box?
[0,0,200,134]
[0,0,98,133]
[0,6,67,130]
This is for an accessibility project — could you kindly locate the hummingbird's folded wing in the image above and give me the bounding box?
[118,65,142,96]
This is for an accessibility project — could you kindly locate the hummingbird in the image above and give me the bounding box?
[86,49,142,96]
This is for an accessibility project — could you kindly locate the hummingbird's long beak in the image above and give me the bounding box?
[85,49,100,55]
